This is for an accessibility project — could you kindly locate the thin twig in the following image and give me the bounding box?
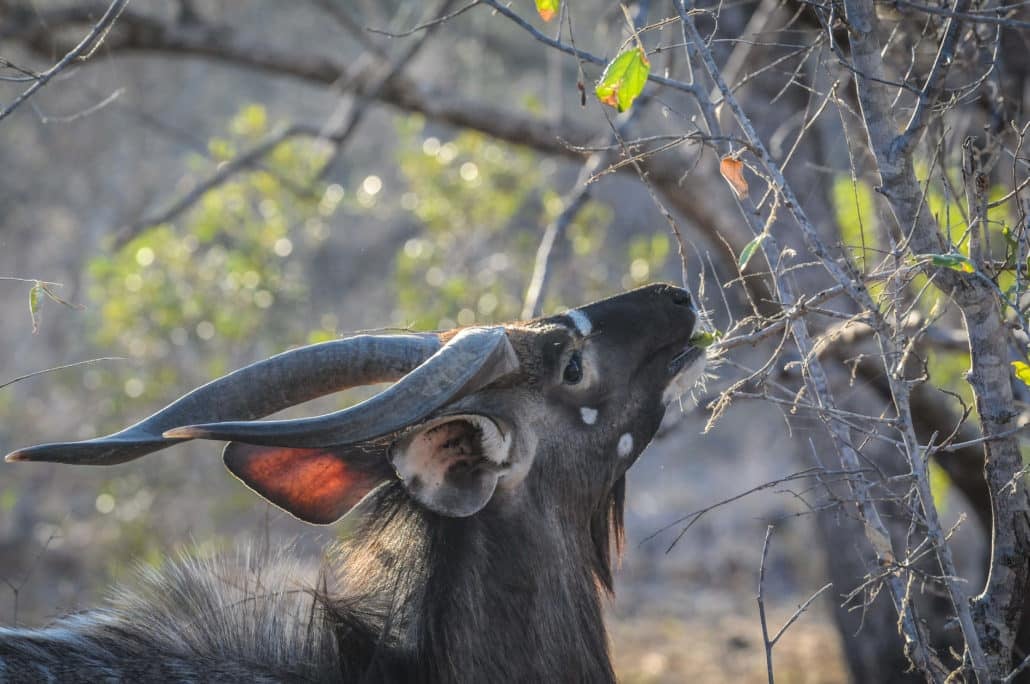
[0,0,128,122]
[367,0,480,37]
[0,357,126,392]
[478,0,702,97]
[893,0,1030,28]
[757,525,776,684]
[521,110,639,319]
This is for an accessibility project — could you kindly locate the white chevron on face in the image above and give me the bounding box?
[566,309,592,336]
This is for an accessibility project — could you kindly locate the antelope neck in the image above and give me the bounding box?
[335,487,616,683]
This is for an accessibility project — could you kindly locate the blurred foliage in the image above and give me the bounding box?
[0,486,16,514]
[93,473,164,580]
[831,176,878,271]
[85,104,337,420]
[11,104,347,568]
[919,164,1012,254]
[627,232,671,284]
[388,116,617,328]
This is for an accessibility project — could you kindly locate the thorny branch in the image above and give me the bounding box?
[672,0,955,674]
[841,0,1030,674]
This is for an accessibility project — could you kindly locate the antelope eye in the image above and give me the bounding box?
[563,351,583,384]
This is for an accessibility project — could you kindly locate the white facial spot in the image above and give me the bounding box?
[617,433,634,458]
[580,407,598,425]
[566,309,593,336]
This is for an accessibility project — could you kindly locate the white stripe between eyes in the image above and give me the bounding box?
[566,309,592,336]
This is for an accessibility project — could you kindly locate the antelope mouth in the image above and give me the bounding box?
[663,346,706,404]
[668,346,704,375]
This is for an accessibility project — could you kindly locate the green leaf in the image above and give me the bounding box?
[738,234,766,271]
[28,281,41,334]
[595,47,650,113]
[1012,361,1030,387]
[535,0,559,21]
[689,330,721,349]
[929,253,975,273]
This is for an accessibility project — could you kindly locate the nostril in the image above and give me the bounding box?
[669,288,692,307]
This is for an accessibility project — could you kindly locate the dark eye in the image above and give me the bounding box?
[563,351,583,384]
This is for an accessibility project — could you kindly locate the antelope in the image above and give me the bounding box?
[0,283,705,683]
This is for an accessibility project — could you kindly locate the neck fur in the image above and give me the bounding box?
[328,480,624,683]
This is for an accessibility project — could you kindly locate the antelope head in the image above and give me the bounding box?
[6,284,704,529]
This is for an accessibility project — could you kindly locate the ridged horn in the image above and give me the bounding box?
[5,334,441,465]
[163,327,519,449]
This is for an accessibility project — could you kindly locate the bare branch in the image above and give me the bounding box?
[367,0,480,38]
[521,149,607,319]
[0,358,126,392]
[757,525,776,684]
[0,0,127,122]
[1,3,740,259]
[113,122,319,246]
[477,0,703,98]
[893,0,1030,29]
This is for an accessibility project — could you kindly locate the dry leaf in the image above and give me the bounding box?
[719,156,749,199]
[865,522,896,565]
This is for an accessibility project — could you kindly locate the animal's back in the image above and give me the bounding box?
[0,546,342,683]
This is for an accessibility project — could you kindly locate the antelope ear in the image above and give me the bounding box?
[389,414,513,518]
[223,442,393,525]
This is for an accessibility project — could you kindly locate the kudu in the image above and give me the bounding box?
[0,284,705,683]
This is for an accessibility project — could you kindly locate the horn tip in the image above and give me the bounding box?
[5,451,26,462]
[162,427,202,439]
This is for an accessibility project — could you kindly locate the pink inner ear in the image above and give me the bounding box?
[224,443,384,525]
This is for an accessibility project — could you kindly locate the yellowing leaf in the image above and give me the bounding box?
[738,233,766,271]
[595,47,650,113]
[28,281,41,334]
[535,0,560,21]
[1013,361,1030,387]
[930,253,975,273]
[720,156,749,199]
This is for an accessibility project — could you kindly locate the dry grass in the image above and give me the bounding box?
[612,613,847,683]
